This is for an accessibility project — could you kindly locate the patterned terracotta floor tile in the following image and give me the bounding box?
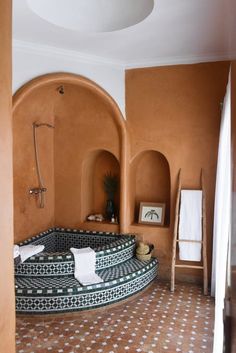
[16,281,214,353]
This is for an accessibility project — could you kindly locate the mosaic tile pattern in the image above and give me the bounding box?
[15,228,136,276]
[17,228,136,256]
[15,244,135,277]
[15,228,157,315]
[16,258,156,291]
[16,281,214,353]
[16,259,158,314]
[31,232,118,253]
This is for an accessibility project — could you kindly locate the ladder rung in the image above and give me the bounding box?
[176,239,203,244]
[175,264,204,269]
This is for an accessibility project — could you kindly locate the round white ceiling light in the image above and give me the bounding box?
[27,0,154,33]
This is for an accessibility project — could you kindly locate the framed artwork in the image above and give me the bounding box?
[138,202,165,226]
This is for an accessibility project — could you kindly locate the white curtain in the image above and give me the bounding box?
[211,75,231,353]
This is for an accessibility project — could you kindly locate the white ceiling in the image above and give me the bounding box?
[27,0,154,33]
[13,0,235,68]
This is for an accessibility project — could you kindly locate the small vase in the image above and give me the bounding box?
[105,199,115,221]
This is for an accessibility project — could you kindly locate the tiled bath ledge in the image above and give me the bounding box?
[15,258,158,314]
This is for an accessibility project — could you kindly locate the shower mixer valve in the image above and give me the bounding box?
[29,187,47,195]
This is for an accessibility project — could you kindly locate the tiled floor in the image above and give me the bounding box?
[16,280,214,353]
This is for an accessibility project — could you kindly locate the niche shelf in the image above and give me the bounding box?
[130,150,171,227]
[81,149,120,229]
[82,220,120,233]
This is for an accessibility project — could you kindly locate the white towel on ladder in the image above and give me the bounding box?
[70,247,103,286]
[178,190,202,261]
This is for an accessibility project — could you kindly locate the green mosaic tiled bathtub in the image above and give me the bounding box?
[15,228,158,314]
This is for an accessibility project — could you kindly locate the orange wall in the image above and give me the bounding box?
[13,84,56,242]
[126,62,229,280]
[13,80,121,241]
[13,62,229,284]
[82,150,120,220]
[54,83,120,228]
[0,0,15,352]
[130,151,170,225]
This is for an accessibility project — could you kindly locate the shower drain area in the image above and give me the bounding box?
[15,228,158,314]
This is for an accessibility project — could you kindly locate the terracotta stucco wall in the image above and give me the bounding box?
[13,62,229,284]
[0,0,15,352]
[126,62,229,281]
[13,79,122,241]
[13,84,56,242]
[54,83,120,228]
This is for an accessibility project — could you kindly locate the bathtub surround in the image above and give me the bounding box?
[14,228,157,314]
[14,229,136,276]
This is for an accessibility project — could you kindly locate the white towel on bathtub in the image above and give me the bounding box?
[13,245,20,259]
[70,247,103,286]
[178,190,202,261]
[19,244,45,263]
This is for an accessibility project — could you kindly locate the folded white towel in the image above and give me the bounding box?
[13,245,20,259]
[179,190,202,261]
[70,247,103,286]
[77,273,104,286]
[19,244,45,263]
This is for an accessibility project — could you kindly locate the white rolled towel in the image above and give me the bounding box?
[19,244,45,263]
[13,245,20,259]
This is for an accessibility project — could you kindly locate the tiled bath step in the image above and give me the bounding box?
[15,228,136,276]
[15,257,158,314]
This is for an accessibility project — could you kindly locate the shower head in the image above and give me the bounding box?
[58,85,65,95]
[33,122,55,129]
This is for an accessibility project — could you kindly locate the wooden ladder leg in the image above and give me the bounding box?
[171,240,177,292]
[171,169,182,292]
[201,169,208,295]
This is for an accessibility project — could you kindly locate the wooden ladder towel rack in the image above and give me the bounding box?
[170,169,208,295]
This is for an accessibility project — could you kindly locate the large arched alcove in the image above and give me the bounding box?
[130,150,171,226]
[13,73,128,241]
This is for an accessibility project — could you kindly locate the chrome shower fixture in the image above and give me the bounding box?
[30,121,54,208]
[29,187,47,195]
[58,85,65,95]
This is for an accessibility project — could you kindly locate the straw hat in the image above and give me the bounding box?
[136,242,150,255]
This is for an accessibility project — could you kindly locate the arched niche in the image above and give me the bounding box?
[130,150,171,226]
[81,150,120,222]
[13,73,128,239]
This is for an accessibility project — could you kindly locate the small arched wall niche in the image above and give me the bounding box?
[130,150,171,226]
[82,150,120,222]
